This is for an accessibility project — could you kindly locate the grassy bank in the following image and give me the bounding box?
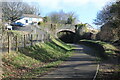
[2,38,73,79]
[79,39,120,79]
[79,39,119,59]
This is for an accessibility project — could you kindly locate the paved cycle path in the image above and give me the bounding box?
[40,44,98,79]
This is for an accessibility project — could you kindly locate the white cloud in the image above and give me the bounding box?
[1,0,115,6]
[31,0,62,10]
[8,0,114,9]
[26,0,114,15]
[61,0,114,8]
[3,0,113,13]
[62,0,89,6]
[33,0,114,10]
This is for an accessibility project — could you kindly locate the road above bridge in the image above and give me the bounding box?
[40,44,99,79]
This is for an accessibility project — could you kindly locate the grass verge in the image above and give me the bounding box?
[2,38,73,79]
[79,39,119,58]
[79,39,120,79]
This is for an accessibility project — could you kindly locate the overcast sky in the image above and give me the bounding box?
[2,0,116,28]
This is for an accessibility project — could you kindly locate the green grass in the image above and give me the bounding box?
[80,40,118,50]
[79,40,120,79]
[3,51,41,68]
[80,39,118,56]
[51,38,72,51]
[20,42,72,62]
[2,38,73,78]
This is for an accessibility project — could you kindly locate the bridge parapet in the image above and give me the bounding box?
[56,24,75,33]
[55,24,75,38]
[38,24,75,37]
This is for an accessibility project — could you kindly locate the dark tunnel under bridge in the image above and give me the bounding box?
[57,30,76,43]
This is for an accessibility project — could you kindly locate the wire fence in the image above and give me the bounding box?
[1,23,75,53]
[2,32,50,53]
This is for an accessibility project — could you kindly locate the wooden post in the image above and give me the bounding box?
[31,34,33,46]
[28,34,30,42]
[8,34,9,53]
[51,24,52,30]
[24,35,26,47]
[48,34,50,41]
[44,34,45,41]
[41,34,44,43]
[21,35,23,43]
[36,34,38,42]
[54,25,56,34]
[47,35,49,42]
[15,35,18,51]
[41,34,43,42]
[28,34,29,39]
[8,34,11,53]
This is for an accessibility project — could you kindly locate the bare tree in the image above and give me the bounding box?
[67,12,77,24]
[49,10,78,24]
[93,4,113,25]
[22,3,40,15]
[94,1,120,41]
[2,2,39,22]
[93,1,120,26]
[50,12,61,23]
[94,1,120,27]
[2,2,23,22]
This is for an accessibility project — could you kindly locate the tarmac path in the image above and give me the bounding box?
[40,44,99,79]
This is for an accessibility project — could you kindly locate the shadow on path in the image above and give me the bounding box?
[40,44,98,79]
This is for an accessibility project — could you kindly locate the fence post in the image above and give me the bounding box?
[48,34,50,42]
[36,34,38,42]
[8,33,11,53]
[44,34,46,42]
[31,34,33,46]
[41,34,43,42]
[24,35,26,47]
[51,24,52,30]
[15,35,18,51]
[47,35,49,42]
[42,34,44,43]
[27,34,29,44]
[21,35,23,44]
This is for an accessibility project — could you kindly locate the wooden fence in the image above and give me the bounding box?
[2,32,50,53]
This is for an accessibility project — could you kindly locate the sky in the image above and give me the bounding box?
[2,0,116,29]
[29,0,115,29]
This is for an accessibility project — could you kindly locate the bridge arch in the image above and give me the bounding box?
[56,29,75,34]
[57,30,75,43]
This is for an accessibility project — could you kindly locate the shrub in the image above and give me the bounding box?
[38,21,43,25]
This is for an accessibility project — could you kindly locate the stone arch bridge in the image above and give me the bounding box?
[39,24,85,43]
[55,24,76,37]
[55,24,76,43]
